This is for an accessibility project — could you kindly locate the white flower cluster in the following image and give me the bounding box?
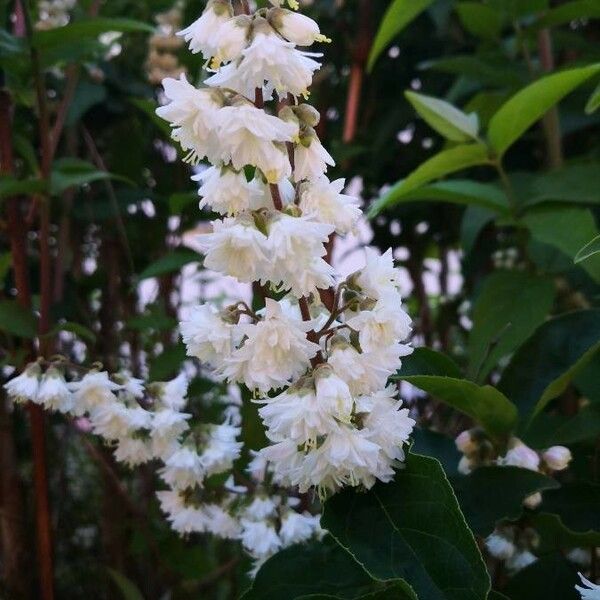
[485,526,539,574]
[4,361,323,571]
[456,430,572,509]
[160,0,415,498]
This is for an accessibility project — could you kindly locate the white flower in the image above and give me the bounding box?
[35,367,73,412]
[314,367,353,424]
[203,503,241,539]
[160,373,189,411]
[221,299,319,393]
[243,496,278,521]
[358,386,415,463]
[208,15,252,68]
[542,446,572,471]
[354,248,402,299]
[114,437,153,467]
[255,440,303,487]
[240,519,281,558]
[327,341,410,396]
[279,511,319,546]
[194,166,262,216]
[217,102,296,183]
[270,8,328,47]
[259,384,337,445]
[500,441,540,471]
[89,401,132,441]
[267,213,335,298]
[523,492,542,509]
[298,176,361,234]
[506,550,537,572]
[156,74,223,164]
[455,430,477,455]
[4,362,41,404]
[69,371,121,415]
[119,374,145,399]
[458,456,473,475]
[198,214,270,283]
[159,446,205,489]
[200,423,242,476]
[346,292,412,353]
[151,409,191,458]
[177,0,233,58]
[180,303,234,366]
[206,29,321,100]
[157,490,208,534]
[294,132,335,182]
[485,532,515,560]
[576,573,600,600]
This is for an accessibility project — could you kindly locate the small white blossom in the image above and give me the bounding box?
[114,437,153,467]
[455,430,477,455]
[221,299,319,393]
[279,510,319,546]
[4,362,41,404]
[270,8,328,47]
[180,303,234,366]
[354,248,402,299]
[160,373,189,411]
[159,446,205,489]
[69,371,121,415]
[151,409,192,459]
[506,549,537,572]
[542,446,572,471]
[36,367,73,412]
[200,423,242,476]
[298,176,361,234]
[240,519,282,558]
[499,441,540,472]
[294,132,335,182]
[576,573,600,600]
[243,496,278,521]
[485,532,515,560]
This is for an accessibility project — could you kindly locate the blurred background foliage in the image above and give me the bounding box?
[1,0,600,598]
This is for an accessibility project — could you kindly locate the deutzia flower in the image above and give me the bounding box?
[499,441,540,471]
[114,437,153,467]
[207,15,252,68]
[221,299,319,393]
[69,371,121,415]
[200,423,242,476]
[542,446,572,471]
[243,496,278,520]
[240,519,282,558]
[353,248,402,299]
[4,362,41,404]
[160,373,189,411]
[206,25,321,100]
[159,446,205,489]
[268,8,329,47]
[151,409,192,459]
[156,74,223,165]
[217,101,296,183]
[314,366,354,424]
[576,574,600,600]
[346,292,412,353]
[298,176,361,234]
[194,166,262,215]
[35,367,73,412]
[202,503,241,539]
[180,303,234,366]
[293,128,335,182]
[279,510,319,546]
[177,0,233,59]
[89,401,132,441]
[506,550,537,572]
[198,214,270,283]
[267,213,335,297]
[485,531,515,560]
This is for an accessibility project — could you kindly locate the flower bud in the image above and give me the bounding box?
[542,446,572,471]
[292,103,321,127]
[268,8,329,46]
[501,439,540,472]
[485,532,515,560]
[523,492,542,509]
[458,455,473,475]
[455,430,476,455]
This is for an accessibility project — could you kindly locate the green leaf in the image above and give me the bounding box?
[169,191,198,214]
[369,144,491,217]
[522,207,600,282]
[522,164,600,208]
[585,81,600,114]
[149,343,186,381]
[488,0,548,17]
[106,568,144,600]
[461,206,496,255]
[137,250,202,280]
[367,0,435,72]
[129,97,173,139]
[405,91,480,142]
[487,64,600,156]
[32,18,154,50]
[452,467,559,536]
[539,0,600,28]
[467,271,555,381]
[50,158,130,195]
[322,453,490,600]
[0,301,37,338]
[503,553,580,600]
[456,3,504,40]
[541,483,600,535]
[400,347,462,378]
[395,375,518,439]
[498,309,600,421]
[411,428,462,478]
[575,234,600,264]
[243,537,412,600]
[533,513,600,552]
[525,403,600,447]
[65,81,107,126]
[0,175,46,199]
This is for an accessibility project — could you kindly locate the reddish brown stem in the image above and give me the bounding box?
[269,183,283,211]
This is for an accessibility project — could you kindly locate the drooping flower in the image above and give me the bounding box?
[69,371,121,415]
[279,510,319,546]
[114,437,153,467]
[200,423,242,476]
[4,362,42,404]
[159,445,205,489]
[293,128,335,182]
[353,248,402,299]
[240,519,282,558]
[269,8,329,47]
[35,366,73,412]
[298,176,361,234]
[221,299,319,393]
